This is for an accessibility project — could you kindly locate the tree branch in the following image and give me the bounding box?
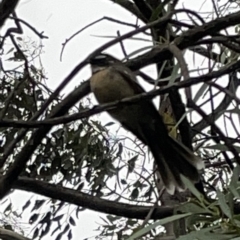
[132,0,152,20]
[0,81,90,199]
[0,228,30,240]
[111,0,147,23]
[127,9,240,70]
[189,100,240,165]
[192,73,240,136]
[0,60,240,129]
[0,0,19,28]
[0,12,175,199]
[14,177,173,220]
[12,177,240,220]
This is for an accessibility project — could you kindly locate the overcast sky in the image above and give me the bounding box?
[1,0,217,239]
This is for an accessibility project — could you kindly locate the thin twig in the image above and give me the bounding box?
[117,30,128,59]
[188,100,240,166]
[60,16,139,61]
[168,43,192,100]
[1,59,240,129]
[0,11,174,175]
[9,16,48,39]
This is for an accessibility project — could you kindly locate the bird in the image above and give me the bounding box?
[88,53,204,194]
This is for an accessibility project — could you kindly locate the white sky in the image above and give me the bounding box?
[1,0,229,239]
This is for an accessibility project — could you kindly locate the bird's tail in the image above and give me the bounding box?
[149,135,204,194]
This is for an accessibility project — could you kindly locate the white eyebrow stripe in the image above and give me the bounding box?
[94,55,107,60]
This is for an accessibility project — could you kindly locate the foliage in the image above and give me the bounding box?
[1,0,240,240]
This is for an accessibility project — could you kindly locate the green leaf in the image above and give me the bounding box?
[32,199,45,211]
[4,203,12,214]
[176,202,213,215]
[229,165,240,197]
[69,216,76,226]
[22,200,31,211]
[150,2,164,21]
[29,213,39,224]
[33,228,39,239]
[130,188,139,200]
[104,121,115,127]
[116,142,123,156]
[127,213,192,240]
[177,226,239,240]
[121,179,127,185]
[128,155,138,173]
[52,214,64,222]
[180,175,203,202]
[67,230,72,240]
[122,46,153,60]
[216,189,232,219]
[225,108,240,115]
[193,83,209,103]
[204,144,240,152]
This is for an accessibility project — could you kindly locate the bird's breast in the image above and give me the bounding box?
[90,68,135,104]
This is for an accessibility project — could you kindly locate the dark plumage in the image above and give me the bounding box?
[89,53,204,194]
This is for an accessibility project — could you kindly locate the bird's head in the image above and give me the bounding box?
[88,53,121,73]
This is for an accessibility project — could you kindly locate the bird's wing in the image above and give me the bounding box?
[110,64,146,95]
[109,64,169,143]
[111,64,167,122]
[109,64,203,192]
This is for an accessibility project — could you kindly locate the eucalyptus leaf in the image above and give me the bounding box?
[127,213,192,240]
[204,144,240,152]
[177,226,239,240]
[216,189,233,219]
[180,175,203,202]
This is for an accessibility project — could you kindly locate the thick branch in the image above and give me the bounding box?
[133,0,152,20]
[127,9,240,70]
[1,60,240,129]
[0,12,174,199]
[14,177,173,220]
[13,177,240,220]
[0,81,90,199]
[111,0,147,22]
[0,0,19,27]
[0,228,30,240]
[1,59,239,199]
[2,8,240,201]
